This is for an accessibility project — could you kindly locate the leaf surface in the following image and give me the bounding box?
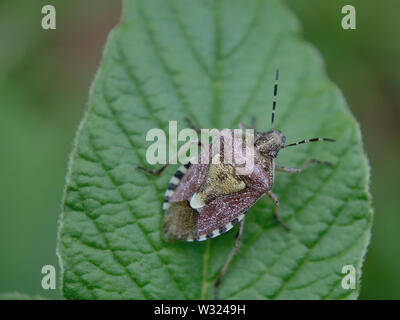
[58,0,372,299]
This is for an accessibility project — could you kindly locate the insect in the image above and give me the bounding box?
[138,69,335,299]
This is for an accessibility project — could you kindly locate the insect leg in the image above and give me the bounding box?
[137,138,204,176]
[184,117,201,133]
[266,191,290,231]
[275,158,332,174]
[251,116,257,131]
[237,116,257,131]
[137,163,169,176]
[237,122,247,130]
[213,216,246,299]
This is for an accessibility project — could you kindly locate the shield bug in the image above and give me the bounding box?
[138,69,335,299]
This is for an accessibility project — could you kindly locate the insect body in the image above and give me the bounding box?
[138,69,335,298]
[162,130,272,242]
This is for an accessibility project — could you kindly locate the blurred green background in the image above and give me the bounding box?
[0,0,398,299]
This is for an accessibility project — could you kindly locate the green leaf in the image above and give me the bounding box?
[58,0,373,299]
[0,292,46,300]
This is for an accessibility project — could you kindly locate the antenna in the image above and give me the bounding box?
[283,138,336,148]
[271,68,279,129]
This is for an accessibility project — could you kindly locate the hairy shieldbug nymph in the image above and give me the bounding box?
[138,69,335,299]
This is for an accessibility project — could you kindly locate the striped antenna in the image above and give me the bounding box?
[283,137,336,148]
[271,68,279,129]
